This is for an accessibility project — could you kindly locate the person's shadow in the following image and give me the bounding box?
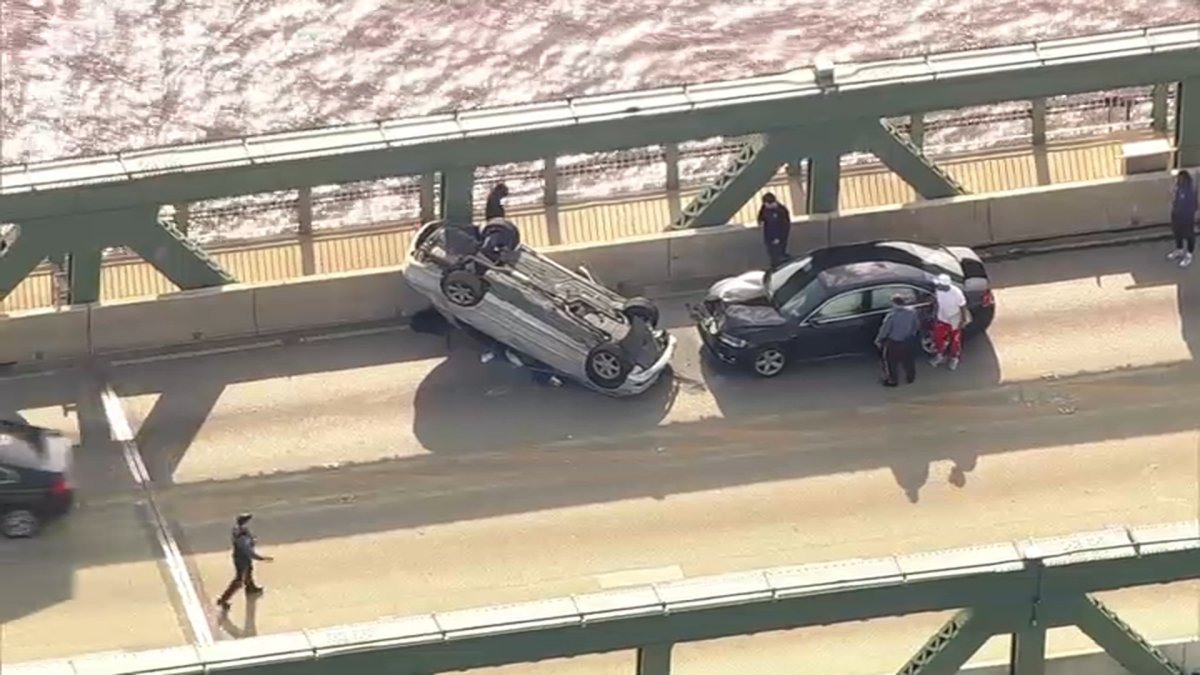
[218,593,258,639]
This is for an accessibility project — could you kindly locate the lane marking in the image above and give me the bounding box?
[596,565,684,590]
[100,384,214,646]
[110,340,284,366]
[0,369,64,382]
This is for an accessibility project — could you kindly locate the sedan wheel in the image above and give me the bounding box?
[1,509,38,538]
[752,347,787,378]
[920,333,939,356]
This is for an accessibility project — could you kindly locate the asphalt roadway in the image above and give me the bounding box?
[1,240,1198,673]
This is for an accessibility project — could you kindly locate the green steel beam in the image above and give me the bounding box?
[4,25,1200,221]
[895,609,997,675]
[1009,621,1048,675]
[1176,78,1200,167]
[865,120,966,200]
[671,132,813,229]
[807,146,842,213]
[0,233,48,303]
[637,644,673,675]
[1067,596,1184,675]
[123,212,235,290]
[440,167,475,223]
[67,250,104,305]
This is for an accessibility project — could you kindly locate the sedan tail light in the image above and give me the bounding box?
[50,476,72,496]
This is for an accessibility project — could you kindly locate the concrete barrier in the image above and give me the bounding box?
[252,267,427,334]
[666,218,830,281]
[545,233,671,290]
[829,197,992,247]
[89,284,257,353]
[0,305,90,364]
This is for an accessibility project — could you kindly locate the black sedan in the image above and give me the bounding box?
[691,241,996,377]
[1,419,75,538]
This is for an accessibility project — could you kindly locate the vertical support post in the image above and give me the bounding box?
[297,188,314,235]
[67,248,103,305]
[173,203,191,235]
[1031,98,1048,147]
[910,114,926,149]
[1152,84,1169,134]
[664,143,682,221]
[419,174,437,223]
[1175,79,1200,168]
[543,156,563,245]
[806,147,841,214]
[440,167,475,224]
[636,643,673,675]
[1009,622,1047,675]
[786,160,807,215]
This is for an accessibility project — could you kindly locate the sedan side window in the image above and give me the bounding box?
[810,292,865,322]
[0,466,18,485]
[868,286,928,311]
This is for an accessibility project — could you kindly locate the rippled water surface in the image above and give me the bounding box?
[3,0,1199,164]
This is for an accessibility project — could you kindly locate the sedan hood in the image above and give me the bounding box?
[707,270,767,304]
[722,303,788,332]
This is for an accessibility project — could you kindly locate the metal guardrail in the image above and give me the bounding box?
[12,522,1198,675]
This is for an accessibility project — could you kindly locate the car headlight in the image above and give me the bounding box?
[719,334,748,348]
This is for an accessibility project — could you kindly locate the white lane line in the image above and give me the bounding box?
[299,324,409,343]
[0,369,64,382]
[595,565,684,590]
[110,340,284,367]
[100,385,215,646]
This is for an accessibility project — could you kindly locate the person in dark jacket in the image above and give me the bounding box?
[757,193,791,267]
[485,182,510,220]
[216,513,273,611]
[1167,170,1198,268]
[874,294,921,387]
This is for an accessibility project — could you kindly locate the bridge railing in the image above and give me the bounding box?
[11,522,1198,675]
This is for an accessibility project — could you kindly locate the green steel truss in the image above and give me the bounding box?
[1,23,1199,302]
[11,522,1197,675]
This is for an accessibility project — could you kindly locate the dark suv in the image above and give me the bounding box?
[0,420,75,538]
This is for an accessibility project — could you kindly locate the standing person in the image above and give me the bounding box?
[485,182,509,221]
[930,274,968,371]
[1167,170,1198,268]
[757,192,791,267]
[874,294,921,387]
[216,513,273,611]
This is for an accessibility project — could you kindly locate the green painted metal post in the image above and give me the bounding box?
[895,608,997,675]
[67,249,104,305]
[1009,621,1047,675]
[636,644,673,675]
[0,233,48,301]
[297,188,314,235]
[1031,98,1048,146]
[544,156,563,245]
[420,174,436,223]
[1175,79,1200,167]
[806,147,842,214]
[910,114,926,149]
[785,161,806,215]
[440,167,475,224]
[1152,84,1169,134]
[1067,596,1183,675]
[173,203,190,235]
[665,143,682,221]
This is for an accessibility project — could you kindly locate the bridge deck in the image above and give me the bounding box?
[0,134,1145,312]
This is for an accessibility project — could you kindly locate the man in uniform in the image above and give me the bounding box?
[216,513,273,611]
[874,294,921,387]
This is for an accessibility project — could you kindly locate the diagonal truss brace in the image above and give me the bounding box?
[863,120,967,200]
[896,608,997,675]
[1067,596,1185,675]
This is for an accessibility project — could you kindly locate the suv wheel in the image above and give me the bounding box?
[585,343,633,388]
[2,508,39,538]
[440,269,486,307]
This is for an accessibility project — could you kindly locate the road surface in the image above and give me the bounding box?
[1,240,1197,672]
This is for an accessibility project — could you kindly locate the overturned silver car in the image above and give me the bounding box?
[403,219,676,396]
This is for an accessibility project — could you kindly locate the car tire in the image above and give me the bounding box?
[920,332,939,356]
[481,220,521,258]
[440,269,487,307]
[1,508,39,538]
[751,346,788,378]
[621,296,660,327]
[585,343,633,389]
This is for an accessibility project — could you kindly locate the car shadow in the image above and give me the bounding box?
[410,328,679,454]
[699,332,1003,503]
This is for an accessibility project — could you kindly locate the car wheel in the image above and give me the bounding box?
[440,269,487,307]
[920,332,939,356]
[751,346,788,378]
[1,508,39,538]
[481,220,521,257]
[585,343,633,388]
[621,296,660,327]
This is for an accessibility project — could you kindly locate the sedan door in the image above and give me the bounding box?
[792,290,874,358]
